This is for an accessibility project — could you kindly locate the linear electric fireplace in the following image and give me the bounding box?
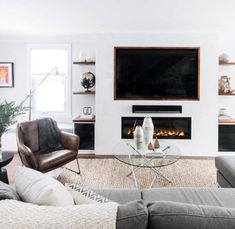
[122,117,191,139]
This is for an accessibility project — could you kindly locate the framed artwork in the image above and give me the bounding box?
[0,62,14,88]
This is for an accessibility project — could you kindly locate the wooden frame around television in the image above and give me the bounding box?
[114,47,200,100]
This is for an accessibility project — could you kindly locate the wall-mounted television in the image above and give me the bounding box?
[114,47,200,100]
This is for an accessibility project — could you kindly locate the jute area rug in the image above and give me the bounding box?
[57,158,217,189]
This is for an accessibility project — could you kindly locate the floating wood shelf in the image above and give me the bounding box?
[73,61,95,65]
[219,62,235,65]
[73,115,95,123]
[219,119,235,125]
[73,91,95,95]
[218,93,235,96]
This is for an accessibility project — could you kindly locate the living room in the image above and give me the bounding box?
[1,1,235,228]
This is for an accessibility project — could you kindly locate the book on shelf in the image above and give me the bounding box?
[79,114,95,120]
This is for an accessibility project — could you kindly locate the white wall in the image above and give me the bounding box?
[0,32,225,156]
[0,43,28,151]
[95,33,219,156]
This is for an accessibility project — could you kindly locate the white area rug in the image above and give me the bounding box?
[58,158,217,189]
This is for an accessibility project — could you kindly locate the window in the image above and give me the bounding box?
[29,45,71,122]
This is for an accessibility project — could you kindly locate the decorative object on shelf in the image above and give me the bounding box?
[0,101,27,160]
[218,108,234,120]
[80,107,94,120]
[133,125,144,150]
[219,53,230,64]
[81,72,95,92]
[142,117,154,145]
[218,75,235,95]
[83,107,92,115]
[154,137,160,149]
[148,142,154,151]
[85,55,95,62]
[78,51,87,62]
[0,62,14,88]
[73,115,95,122]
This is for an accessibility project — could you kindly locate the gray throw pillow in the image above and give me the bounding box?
[117,200,148,229]
[0,181,20,201]
[148,201,235,229]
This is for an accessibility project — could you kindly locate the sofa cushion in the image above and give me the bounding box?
[117,200,148,229]
[15,167,74,206]
[148,201,235,229]
[215,156,235,187]
[93,188,142,204]
[142,187,235,208]
[0,181,20,201]
[217,171,233,188]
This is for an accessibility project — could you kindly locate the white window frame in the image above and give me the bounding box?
[27,44,72,123]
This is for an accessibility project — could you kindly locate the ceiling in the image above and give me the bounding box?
[1,0,235,36]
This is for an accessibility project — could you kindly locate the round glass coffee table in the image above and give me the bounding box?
[113,140,181,188]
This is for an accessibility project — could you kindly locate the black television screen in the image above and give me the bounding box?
[114,47,200,100]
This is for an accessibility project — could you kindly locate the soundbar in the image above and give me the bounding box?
[132,105,182,113]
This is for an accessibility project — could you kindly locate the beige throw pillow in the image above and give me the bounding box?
[15,167,74,206]
[65,183,112,205]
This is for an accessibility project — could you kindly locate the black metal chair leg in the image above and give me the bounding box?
[76,158,81,175]
[63,158,81,175]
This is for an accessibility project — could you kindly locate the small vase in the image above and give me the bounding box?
[142,117,154,145]
[134,125,144,150]
[154,137,160,149]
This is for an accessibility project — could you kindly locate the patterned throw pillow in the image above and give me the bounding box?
[65,183,112,205]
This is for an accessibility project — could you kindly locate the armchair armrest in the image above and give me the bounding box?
[61,131,80,152]
[17,142,39,169]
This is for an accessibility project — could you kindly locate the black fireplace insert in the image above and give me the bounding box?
[122,117,191,139]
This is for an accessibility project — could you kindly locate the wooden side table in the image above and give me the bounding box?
[0,152,14,184]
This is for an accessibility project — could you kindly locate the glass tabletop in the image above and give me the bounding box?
[113,140,181,168]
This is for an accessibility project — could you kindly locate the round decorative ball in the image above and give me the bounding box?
[81,72,95,92]
[219,53,230,63]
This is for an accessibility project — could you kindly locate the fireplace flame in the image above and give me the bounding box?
[154,129,185,137]
[126,128,185,137]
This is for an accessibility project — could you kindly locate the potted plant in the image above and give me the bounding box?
[0,101,27,159]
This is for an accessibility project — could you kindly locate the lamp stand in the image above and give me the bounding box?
[21,66,58,120]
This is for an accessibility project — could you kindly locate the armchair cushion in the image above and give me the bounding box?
[34,149,78,173]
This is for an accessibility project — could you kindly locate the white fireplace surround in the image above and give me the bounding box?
[95,33,218,156]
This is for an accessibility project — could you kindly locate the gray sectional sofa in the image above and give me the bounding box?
[215,156,235,188]
[96,187,235,229]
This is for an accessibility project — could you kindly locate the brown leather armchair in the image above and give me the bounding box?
[16,120,80,174]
